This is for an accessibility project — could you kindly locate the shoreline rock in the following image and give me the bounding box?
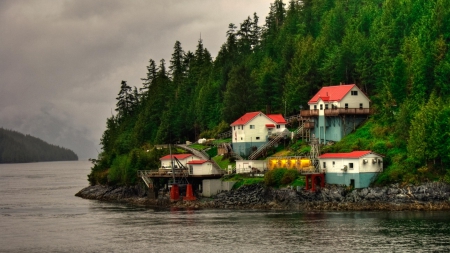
[75,182,450,211]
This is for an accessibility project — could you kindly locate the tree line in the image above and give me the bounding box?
[0,128,78,163]
[90,0,450,186]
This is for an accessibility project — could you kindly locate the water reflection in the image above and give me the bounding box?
[2,162,450,252]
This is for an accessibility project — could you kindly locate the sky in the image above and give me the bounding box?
[0,0,274,160]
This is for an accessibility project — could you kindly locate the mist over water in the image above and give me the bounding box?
[1,161,450,252]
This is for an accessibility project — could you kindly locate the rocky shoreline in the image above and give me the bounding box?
[75,182,450,211]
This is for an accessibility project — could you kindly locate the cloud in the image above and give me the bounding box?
[0,0,273,159]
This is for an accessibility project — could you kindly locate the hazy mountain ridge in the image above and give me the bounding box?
[0,128,78,163]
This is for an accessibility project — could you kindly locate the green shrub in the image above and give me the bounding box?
[265,169,303,187]
[281,169,299,185]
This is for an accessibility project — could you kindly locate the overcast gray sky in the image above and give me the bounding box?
[0,0,274,159]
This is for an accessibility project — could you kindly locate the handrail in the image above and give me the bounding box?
[248,133,284,160]
[138,170,154,188]
[301,108,373,117]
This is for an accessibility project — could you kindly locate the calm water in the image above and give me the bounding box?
[1,161,450,252]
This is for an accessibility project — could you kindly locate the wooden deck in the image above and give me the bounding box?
[137,170,223,179]
[300,108,373,117]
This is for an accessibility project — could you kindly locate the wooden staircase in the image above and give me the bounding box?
[138,170,154,188]
[247,133,285,160]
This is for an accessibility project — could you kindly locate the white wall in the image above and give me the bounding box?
[190,162,213,175]
[320,154,383,174]
[339,87,370,109]
[202,179,236,197]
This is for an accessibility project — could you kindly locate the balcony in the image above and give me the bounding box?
[325,108,373,116]
[300,109,319,117]
[301,108,373,117]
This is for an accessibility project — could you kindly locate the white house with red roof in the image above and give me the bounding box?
[160,154,202,170]
[186,160,221,175]
[302,84,372,144]
[319,151,383,188]
[230,111,288,157]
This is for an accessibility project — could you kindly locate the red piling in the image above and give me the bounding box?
[170,184,179,201]
[183,184,196,201]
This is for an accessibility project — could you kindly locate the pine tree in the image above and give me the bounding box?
[115,80,134,118]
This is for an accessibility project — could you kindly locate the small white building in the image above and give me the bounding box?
[160,154,201,169]
[231,111,288,157]
[186,160,218,175]
[319,151,383,188]
[235,160,268,173]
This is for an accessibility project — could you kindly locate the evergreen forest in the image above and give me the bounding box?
[0,128,78,163]
[89,0,450,186]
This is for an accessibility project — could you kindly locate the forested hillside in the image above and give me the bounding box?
[0,128,78,163]
[90,0,450,186]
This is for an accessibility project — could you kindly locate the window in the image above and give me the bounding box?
[325,104,329,109]
[359,103,363,109]
[345,103,349,109]
[332,161,335,167]
[351,90,358,96]
[320,104,323,110]
[276,125,280,129]
[250,125,255,129]
[234,126,235,130]
[323,162,326,168]
[349,163,354,169]
[241,137,243,140]
[256,137,260,140]
[314,105,317,110]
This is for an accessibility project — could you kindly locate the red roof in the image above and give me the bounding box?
[267,114,287,124]
[230,112,286,126]
[160,154,194,160]
[230,112,260,126]
[187,160,209,165]
[308,84,355,104]
[319,151,373,159]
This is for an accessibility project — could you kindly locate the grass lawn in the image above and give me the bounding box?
[188,143,208,150]
[212,155,235,170]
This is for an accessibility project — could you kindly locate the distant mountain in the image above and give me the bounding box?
[0,128,78,163]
